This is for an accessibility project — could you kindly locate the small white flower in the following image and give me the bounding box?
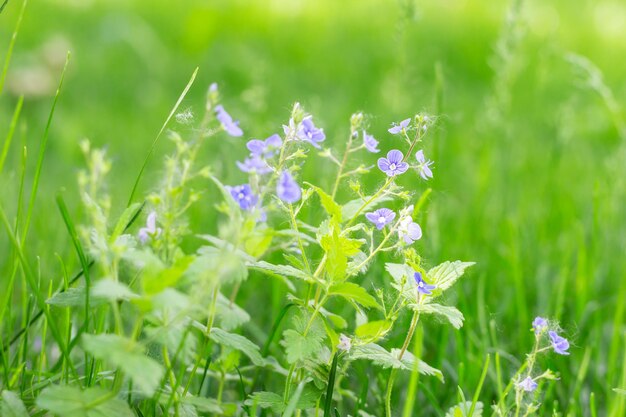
[337,334,352,352]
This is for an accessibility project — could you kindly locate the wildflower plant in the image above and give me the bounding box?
[3,81,475,417]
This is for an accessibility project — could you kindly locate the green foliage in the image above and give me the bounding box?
[281,313,327,364]
[81,334,164,396]
[209,328,265,366]
[36,385,134,417]
[1,391,28,417]
[445,401,484,417]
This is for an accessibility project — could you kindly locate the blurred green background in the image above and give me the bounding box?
[1,0,626,414]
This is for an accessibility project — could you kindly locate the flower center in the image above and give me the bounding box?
[377,216,386,224]
[389,163,396,170]
[237,192,245,199]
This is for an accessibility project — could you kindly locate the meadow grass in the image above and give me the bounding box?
[1,0,626,416]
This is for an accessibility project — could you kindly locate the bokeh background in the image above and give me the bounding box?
[1,0,626,414]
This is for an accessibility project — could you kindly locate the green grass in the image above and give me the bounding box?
[1,0,626,415]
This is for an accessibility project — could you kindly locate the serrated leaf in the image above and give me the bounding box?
[91,279,138,302]
[281,314,326,364]
[46,286,106,308]
[350,344,444,381]
[428,261,475,291]
[245,387,319,413]
[415,303,464,329]
[320,222,363,282]
[445,401,483,417]
[36,385,134,417]
[181,396,225,414]
[355,320,392,341]
[247,260,313,283]
[209,328,265,366]
[328,282,380,310]
[82,334,164,396]
[308,185,342,221]
[1,391,28,417]
[216,292,250,331]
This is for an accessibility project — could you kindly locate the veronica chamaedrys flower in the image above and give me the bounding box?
[297,116,326,148]
[365,208,395,230]
[236,156,272,174]
[363,132,380,153]
[398,216,422,244]
[517,376,538,392]
[226,184,258,210]
[378,150,409,177]
[337,334,352,352]
[388,118,411,134]
[414,272,436,295]
[415,150,434,180]
[138,211,162,243]
[549,331,570,355]
[247,134,282,157]
[215,105,243,137]
[276,171,301,203]
[532,317,548,335]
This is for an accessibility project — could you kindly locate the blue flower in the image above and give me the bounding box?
[297,116,326,148]
[236,156,272,174]
[388,118,411,134]
[247,134,282,157]
[138,211,162,243]
[549,331,570,355]
[365,208,395,230]
[363,132,380,153]
[276,171,301,203]
[415,150,434,180]
[398,215,422,244]
[517,376,538,392]
[414,272,436,295]
[215,105,243,137]
[532,317,548,335]
[377,150,409,177]
[227,184,258,210]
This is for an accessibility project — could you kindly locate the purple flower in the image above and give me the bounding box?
[215,105,243,137]
[415,150,434,180]
[414,272,436,295]
[532,317,548,335]
[378,150,409,177]
[247,134,282,157]
[297,116,326,148]
[549,331,570,355]
[227,184,258,210]
[398,216,422,244]
[365,208,395,230]
[276,171,301,203]
[363,132,380,153]
[236,156,272,174]
[388,118,411,134]
[138,211,162,243]
[517,376,538,392]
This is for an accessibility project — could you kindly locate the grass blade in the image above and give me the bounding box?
[0,95,23,174]
[0,0,28,95]
[468,354,490,417]
[127,67,198,206]
[323,352,339,417]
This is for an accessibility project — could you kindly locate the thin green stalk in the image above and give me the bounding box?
[287,203,311,273]
[0,95,23,173]
[401,326,423,417]
[469,354,490,417]
[323,352,339,417]
[0,0,28,95]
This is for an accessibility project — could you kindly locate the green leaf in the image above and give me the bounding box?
[46,286,106,308]
[245,391,284,412]
[36,385,134,417]
[428,261,475,291]
[392,349,444,382]
[247,260,313,284]
[181,395,225,414]
[614,388,626,396]
[445,401,484,417]
[1,391,28,417]
[328,282,381,310]
[216,292,250,331]
[111,203,142,240]
[91,279,139,302]
[350,344,443,382]
[355,320,393,341]
[320,222,363,282]
[209,328,265,366]
[145,255,194,294]
[309,185,342,221]
[82,334,164,396]
[281,314,326,364]
[415,303,464,329]
[191,246,247,286]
